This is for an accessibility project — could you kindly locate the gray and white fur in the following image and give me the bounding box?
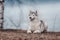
[27,10,48,33]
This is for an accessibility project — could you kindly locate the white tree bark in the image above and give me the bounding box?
[0,0,4,28]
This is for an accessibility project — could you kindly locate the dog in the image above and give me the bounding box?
[27,10,48,33]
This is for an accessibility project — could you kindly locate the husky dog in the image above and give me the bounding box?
[27,10,48,33]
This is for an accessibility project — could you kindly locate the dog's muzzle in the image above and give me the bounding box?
[29,17,35,21]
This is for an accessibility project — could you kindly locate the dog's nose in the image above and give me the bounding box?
[29,17,31,19]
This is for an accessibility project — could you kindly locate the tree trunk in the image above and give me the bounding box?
[0,0,4,29]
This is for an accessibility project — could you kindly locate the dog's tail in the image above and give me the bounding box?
[40,20,48,32]
[40,20,44,27]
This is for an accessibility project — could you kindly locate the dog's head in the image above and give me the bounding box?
[29,10,38,21]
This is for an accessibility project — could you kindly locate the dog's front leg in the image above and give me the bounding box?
[27,30,32,33]
[33,30,41,33]
[27,26,32,33]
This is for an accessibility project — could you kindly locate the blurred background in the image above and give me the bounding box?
[4,0,60,32]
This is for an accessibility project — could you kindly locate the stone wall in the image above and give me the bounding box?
[0,0,4,28]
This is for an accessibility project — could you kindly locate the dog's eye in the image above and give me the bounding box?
[32,13,33,14]
[29,15,30,16]
[32,12,34,14]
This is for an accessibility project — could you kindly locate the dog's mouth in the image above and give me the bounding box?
[29,17,35,21]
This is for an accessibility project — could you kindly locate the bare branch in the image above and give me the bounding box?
[5,16,17,27]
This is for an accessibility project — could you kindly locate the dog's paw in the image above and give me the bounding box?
[33,30,41,33]
[27,30,32,33]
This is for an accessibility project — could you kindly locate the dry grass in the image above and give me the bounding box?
[0,29,60,40]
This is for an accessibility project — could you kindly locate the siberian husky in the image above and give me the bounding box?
[27,10,48,33]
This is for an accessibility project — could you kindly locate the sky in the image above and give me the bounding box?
[4,0,60,32]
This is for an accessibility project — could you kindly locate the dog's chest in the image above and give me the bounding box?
[30,21,40,30]
[31,22,38,25]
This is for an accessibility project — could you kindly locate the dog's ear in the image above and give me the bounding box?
[29,10,32,16]
[35,11,38,16]
[30,10,32,14]
[36,11,37,14]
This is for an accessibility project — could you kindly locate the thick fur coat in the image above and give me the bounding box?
[27,10,48,33]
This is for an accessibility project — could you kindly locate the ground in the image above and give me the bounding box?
[0,29,60,40]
